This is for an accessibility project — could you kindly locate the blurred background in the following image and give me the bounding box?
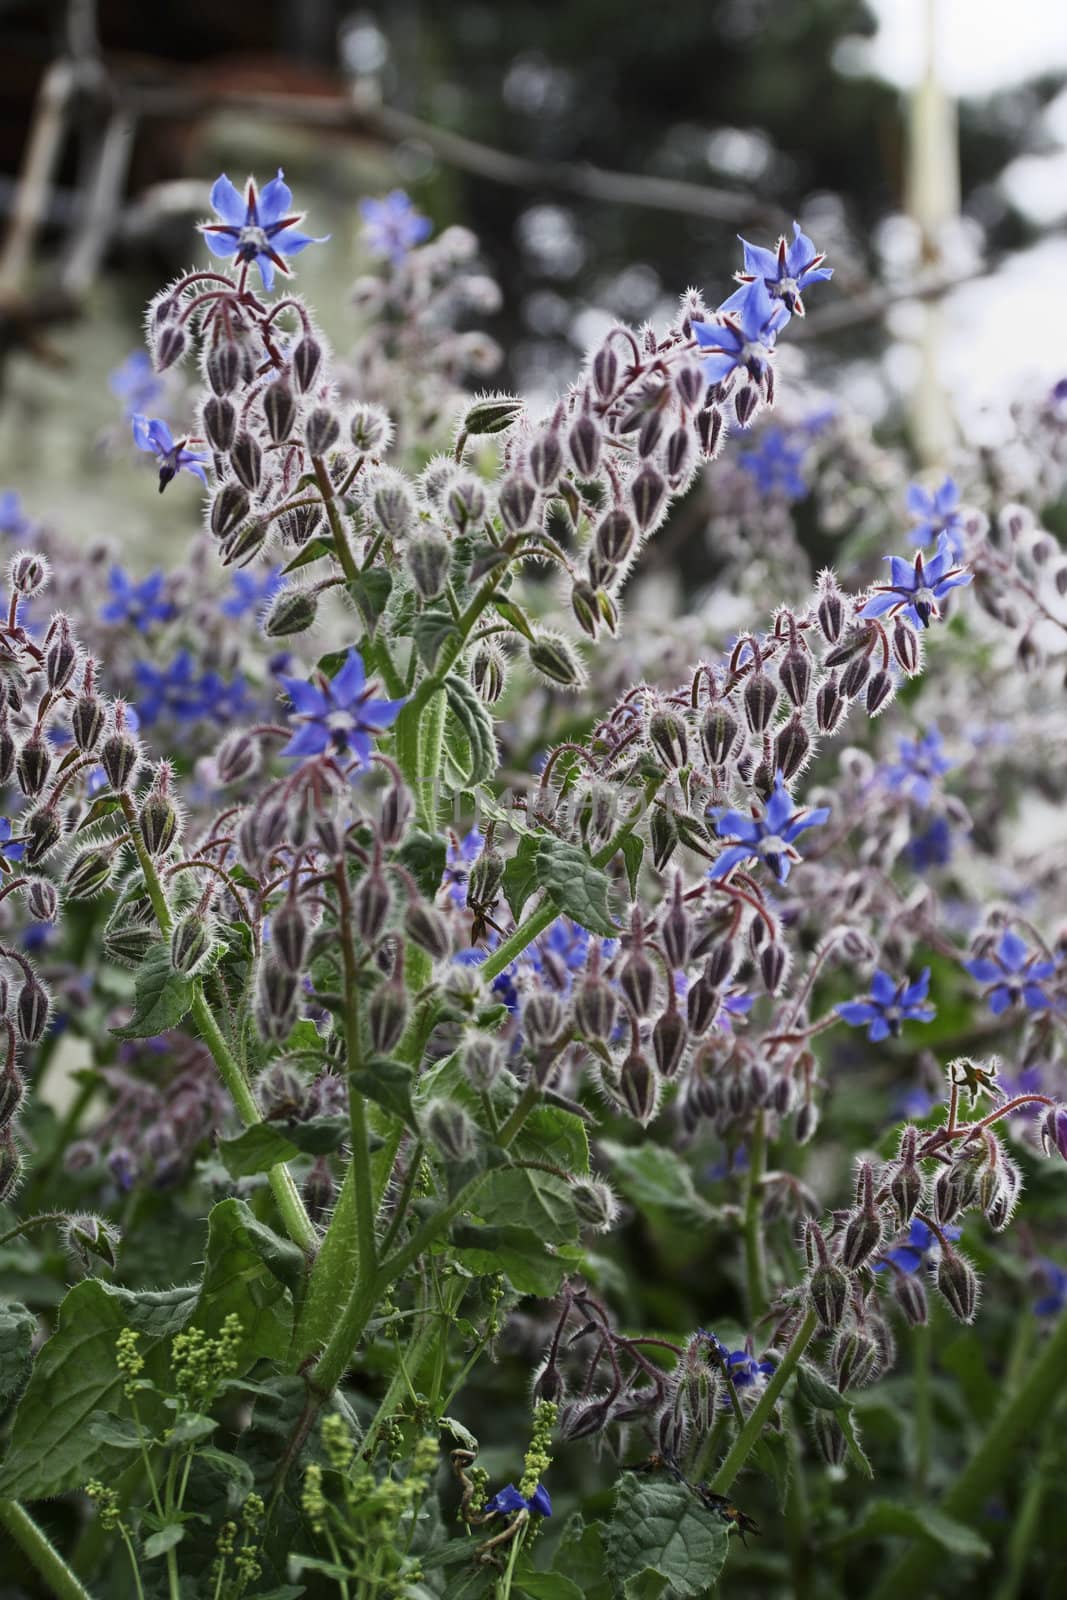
[0,0,1065,545]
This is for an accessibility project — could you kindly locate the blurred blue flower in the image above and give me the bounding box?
[964,929,1056,1015]
[725,1349,776,1389]
[0,818,24,861]
[710,770,829,884]
[0,490,30,539]
[200,170,327,291]
[906,476,967,559]
[132,415,209,493]
[905,815,954,874]
[101,567,174,632]
[722,221,832,317]
[442,828,484,906]
[837,968,935,1042]
[220,566,285,619]
[860,531,971,629]
[738,428,808,500]
[280,648,405,765]
[1033,1259,1067,1318]
[885,727,952,808]
[110,350,162,419]
[359,190,432,264]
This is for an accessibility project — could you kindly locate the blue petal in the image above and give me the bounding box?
[210,174,248,226]
[280,676,328,717]
[740,238,779,279]
[708,845,752,881]
[203,229,239,258]
[330,649,367,706]
[271,225,329,256]
[867,1016,891,1043]
[713,811,762,845]
[988,985,1014,1015]
[528,1485,552,1517]
[1022,985,1051,1010]
[900,968,931,1007]
[889,555,918,589]
[965,958,1000,983]
[363,695,407,730]
[997,928,1029,972]
[870,969,897,1006]
[837,1001,878,1025]
[701,352,741,385]
[282,722,329,759]
[486,1485,527,1516]
[907,483,934,517]
[255,253,276,292]
[763,776,794,834]
[782,805,830,842]
[258,169,292,228]
[859,590,899,619]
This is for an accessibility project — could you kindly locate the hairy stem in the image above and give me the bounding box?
[0,1500,96,1600]
[743,1110,768,1320]
[709,1307,820,1496]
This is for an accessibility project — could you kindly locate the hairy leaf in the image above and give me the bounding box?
[533,838,618,937]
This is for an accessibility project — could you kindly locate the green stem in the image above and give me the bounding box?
[0,1500,97,1600]
[709,1307,819,1496]
[0,1211,67,1249]
[912,1321,932,1491]
[871,1309,1067,1600]
[312,455,404,699]
[336,867,377,1302]
[743,1110,768,1321]
[117,793,316,1254]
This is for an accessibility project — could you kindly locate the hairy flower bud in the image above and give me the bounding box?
[354,866,391,945]
[840,651,872,700]
[215,731,260,785]
[815,674,846,734]
[568,415,601,477]
[0,1064,24,1130]
[648,708,688,770]
[210,482,250,538]
[743,673,777,733]
[700,703,738,766]
[407,530,452,601]
[471,644,505,703]
[421,1097,477,1163]
[865,668,894,716]
[528,428,563,488]
[462,1031,504,1091]
[809,1261,850,1329]
[527,634,585,690]
[292,336,322,393]
[46,624,77,693]
[936,1249,979,1323]
[630,465,666,530]
[139,793,178,857]
[653,1007,688,1077]
[71,694,105,752]
[569,1177,620,1233]
[16,735,50,798]
[16,975,50,1043]
[404,901,452,960]
[817,584,845,643]
[264,588,318,638]
[65,845,115,900]
[619,1046,659,1125]
[262,380,297,443]
[831,1326,879,1391]
[23,805,63,865]
[841,1204,882,1271]
[170,913,213,976]
[203,395,236,451]
[349,402,392,453]
[230,430,263,492]
[368,979,408,1054]
[499,474,537,533]
[775,716,810,781]
[305,406,340,456]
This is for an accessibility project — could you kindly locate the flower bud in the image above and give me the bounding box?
[936,1249,978,1323]
[499,474,537,533]
[471,644,505,703]
[215,731,260,785]
[462,1031,504,1091]
[574,973,618,1040]
[620,948,656,1016]
[467,845,504,909]
[595,510,635,567]
[71,694,105,752]
[104,920,157,966]
[354,866,391,945]
[815,674,846,734]
[760,941,787,994]
[840,652,872,700]
[305,406,340,456]
[779,646,811,707]
[203,395,236,451]
[817,585,845,643]
[303,1156,335,1226]
[630,464,666,530]
[0,1065,24,1130]
[16,735,51,797]
[1041,1105,1067,1161]
[210,481,250,538]
[16,975,49,1043]
[527,634,585,689]
[255,959,299,1043]
[404,901,452,960]
[271,899,308,974]
[406,530,452,601]
[701,704,738,766]
[378,781,412,847]
[421,1097,477,1162]
[865,669,894,716]
[569,1178,620,1233]
[264,588,318,638]
[229,430,263,492]
[619,1046,659,1125]
[809,1261,850,1329]
[775,716,810,781]
[841,1205,882,1271]
[25,878,58,924]
[368,980,408,1054]
[23,806,63,865]
[649,806,678,871]
[155,324,186,371]
[653,1007,688,1077]
[743,673,777,734]
[139,793,178,857]
[831,1327,879,1391]
[528,428,563,488]
[170,912,213,975]
[894,1271,928,1326]
[46,624,77,692]
[568,415,601,477]
[292,336,322,392]
[350,403,392,453]
[665,425,691,480]
[65,846,115,900]
[262,380,297,443]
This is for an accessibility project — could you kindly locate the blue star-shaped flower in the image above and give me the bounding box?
[101,567,174,632]
[134,652,240,726]
[359,190,432,264]
[709,770,829,884]
[110,350,162,419]
[725,1349,776,1389]
[220,567,285,620]
[132,415,209,494]
[906,476,967,559]
[738,427,808,500]
[884,727,952,808]
[873,1218,961,1275]
[721,221,832,317]
[836,968,935,1042]
[200,170,327,291]
[964,929,1057,1015]
[694,278,789,389]
[280,648,406,766]
[0,818,25,862]
[859,531,972,629]
[904,815,954,874]
[484,1482,552,1518]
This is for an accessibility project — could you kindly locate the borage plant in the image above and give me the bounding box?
[0,171,1064,1600]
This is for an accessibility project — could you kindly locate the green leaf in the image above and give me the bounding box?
[551,1516,612,1600]
[795,1360,848,1412]
[513,1565,584,1600]
[346,568,393,636]
[533,838,618,937]
[282,538,333,573]
[396,829,447,898]
[451,1224,574,1296]
[86,1413,142,1450]
[607,1474,730,1597]
[837,1499,990,1560]
[219,1123,301,1178]
[0,1301,36,1406]
[838,1407,874,1479]
[439,1415,479,1452]
[599,1140,716,1229]
[193,1199,297,1364]
[514,1105,590,1177]
[413,607,460,671]
[111,942,193,1039]
[620,833,644,899]
[502,834,541,923]
[165,1411,217,1446]
[76,793,121,832]
[475,1168,578,1246]
[197,1446,256,1505]
[0,1279,194,1499]
[492,596,536,641]
[349,1055,415,1125]
[443,674,497,789]
[142,1524,185,1560]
